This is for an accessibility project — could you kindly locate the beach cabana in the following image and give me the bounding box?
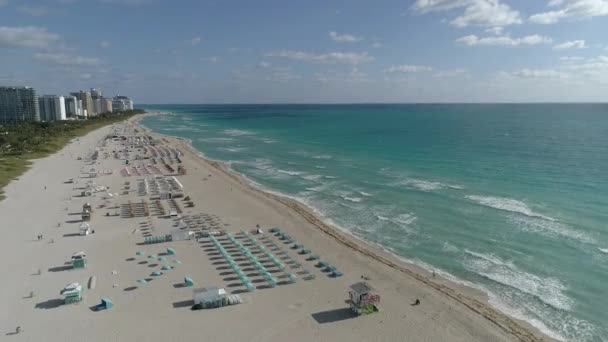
[79,222,92,236]
[193,287,226,306]
[61,282,83,304]
[94,298,114,311]
[71,251,87,269]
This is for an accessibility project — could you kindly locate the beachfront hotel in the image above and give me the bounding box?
[39,95,67,122]
[0,86,41,122]
[112,96,134,112]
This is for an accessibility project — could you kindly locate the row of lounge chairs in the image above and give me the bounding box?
[270,227,342,278]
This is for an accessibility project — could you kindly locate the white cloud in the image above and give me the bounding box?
[529,0,608,24]
[189,37,201,46]
[99,41,111,48]
[384,64,433,73]
[485,26,504,35]
[19,6,51,16]
[329,31,363,42]
[206,56,221,63]
[560,56,584,61]
[511,68,569,79]
[553,40,587,50]
[0,26,60,49]
[258,61,271,68]
[371,42,383,48]
[33,53,101,67]
[455,34,553,47]
[412,0,522,27]
[265,50,374,65]
[433,68,469,77]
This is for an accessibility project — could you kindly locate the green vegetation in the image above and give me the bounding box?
[0,109,145,200]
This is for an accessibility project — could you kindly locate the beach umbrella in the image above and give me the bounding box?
[158,256,167,262]
[136,251,144,256]
[173,260,181,264]
[136,279,147,284]
[151,271,162,276]
[161,265,172,271]
[148,254,157,259]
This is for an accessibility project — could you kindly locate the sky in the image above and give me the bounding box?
[1,0,608,103]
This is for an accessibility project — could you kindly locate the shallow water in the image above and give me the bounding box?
[141,104,608,341]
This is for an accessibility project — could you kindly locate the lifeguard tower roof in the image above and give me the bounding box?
[350,282,374,295]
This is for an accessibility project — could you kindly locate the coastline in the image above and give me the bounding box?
[133,111,553,342]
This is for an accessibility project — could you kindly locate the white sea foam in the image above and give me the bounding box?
[509,215,595,244]
[222,129,256,136]
[374,211,417,227]
[342,196,363,203]
[277,169,302,176]
[442,241,460,253]
[314,165,326,169]
[599,248,608,254]
[396,177,463,192]
[262,139,277,144]
[466,195,556,221]
[323,175,337,179]
[301,174,323,181]
[463,249,573,311]
[312,154,332,160]
[198,137,235,143]
[219,147,247,153]
[359,191,373,197]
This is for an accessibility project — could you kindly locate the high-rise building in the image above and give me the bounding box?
[90,88,102,99]
[64,96,78,117]
[102,98,113,113]
[0,86,40,122]
[92,98,102,115]
[39,95,67,121]
[112,95,134,111]
[71,91,94,116]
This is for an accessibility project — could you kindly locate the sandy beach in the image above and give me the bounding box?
[0,112,550,341]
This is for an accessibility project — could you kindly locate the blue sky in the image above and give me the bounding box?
[1,0,608,103]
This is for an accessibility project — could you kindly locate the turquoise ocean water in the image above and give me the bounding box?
[141,104,608,341]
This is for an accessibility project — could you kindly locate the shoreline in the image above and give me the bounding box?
[133,111,552,342]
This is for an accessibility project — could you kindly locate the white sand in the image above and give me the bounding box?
[0,115,550,341]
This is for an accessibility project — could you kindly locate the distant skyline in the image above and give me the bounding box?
[1,0,608,103]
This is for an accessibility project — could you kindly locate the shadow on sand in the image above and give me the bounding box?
[172,299,194,309]
[311,308,356,324]
[35,299,64,309]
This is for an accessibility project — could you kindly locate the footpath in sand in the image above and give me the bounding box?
[0,115,548,341]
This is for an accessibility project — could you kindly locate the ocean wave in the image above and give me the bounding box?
[277,169,303,176]
[198,137,236,143]
[219,147,247,153]
[463,249,573,311]
[314,165,326,169]
[466,195,556,221]
[359,191,373,197]
[312,154,333,160]
[342,196,363,203]
[509,215,595,244]
[375,212,417,227]
[301,174,323,181]
[323,175,337,179]
[442,241,460,253]
[222,129,256,136]
[599,248,608,254]
[396,177,463,192]
[262,139,277,144]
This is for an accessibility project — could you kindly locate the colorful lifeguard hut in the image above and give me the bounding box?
[348,282,380,315]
